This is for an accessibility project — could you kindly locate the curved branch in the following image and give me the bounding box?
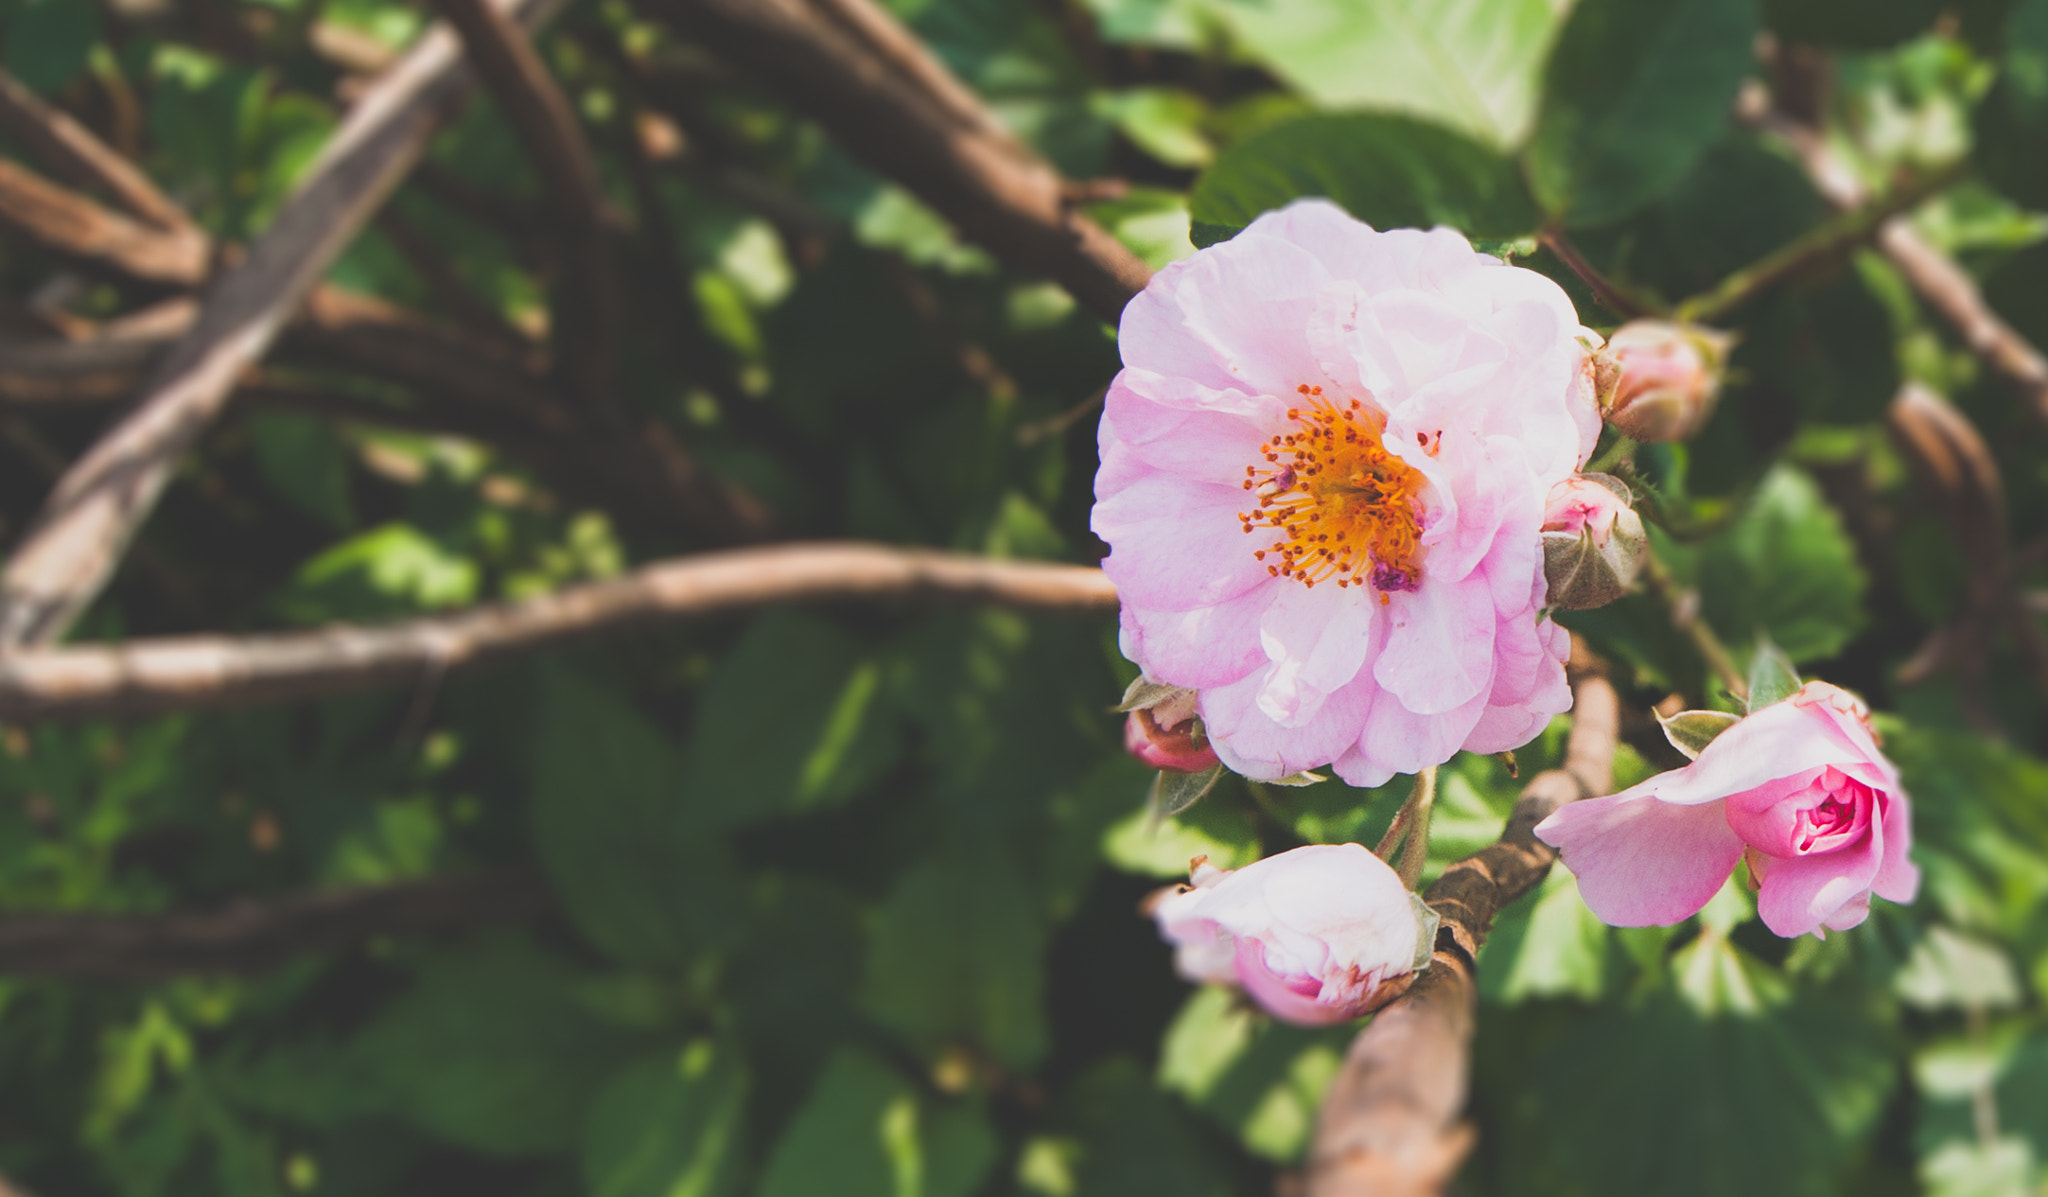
[0,543,1117,721]
[0,870,549,981]
[0,69,193,235]
[1306,662,1620,1197]
[649,0,1152,324]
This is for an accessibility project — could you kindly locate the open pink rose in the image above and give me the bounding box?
[1534,682,1919,938]
[1152,843,1432,1025]
[1093,200,1601,786]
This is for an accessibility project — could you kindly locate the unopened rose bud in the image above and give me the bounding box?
[1119,681,1219,773]
[1541,473,1646,610]
[1151,844,1437,1026]
[1598,320,1733,442]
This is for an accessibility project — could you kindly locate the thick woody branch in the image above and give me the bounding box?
[648,0,1152,324]
[0,543,1117,720]
[0,0,567,649]
[429,0,621,403]
[0,870,550,981]
[1306,665,1620,1197]
[0,69,193,234]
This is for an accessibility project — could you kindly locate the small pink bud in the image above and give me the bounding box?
[1124,705,1220,773]
[1151,844,1437,1025]
[1540,473,1646,610]
[1598,320,1734,442]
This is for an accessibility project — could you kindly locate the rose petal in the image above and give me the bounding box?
[1535,793,1745,926]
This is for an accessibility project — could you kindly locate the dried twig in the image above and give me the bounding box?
[0,543,1116,720]
[648,0,1152,323]
[0,870,550,980]
[1305,662,1620,1197]
[429,0,622,404]
[0,0,568,649]
[0,159,209,287]
[0,69,193,234]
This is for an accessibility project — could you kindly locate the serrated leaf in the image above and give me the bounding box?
[1746,637,1803,709]
[1149,765,1223,819]
[1659,709,1743,760]
[1528,0,1759,227]
[1189,113,1538,247]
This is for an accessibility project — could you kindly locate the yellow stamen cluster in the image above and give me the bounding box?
[1239,385,1427,604]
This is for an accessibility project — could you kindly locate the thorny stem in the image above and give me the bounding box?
[1537,227,1666,321]
[1675,160,1968,324]
[1642,549,1749,703]
[1395,765,1438,891]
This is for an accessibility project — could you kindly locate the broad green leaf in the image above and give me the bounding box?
[1189,113,1539,247]
[353,937,639,1157]
[1157,987,1351,1162]
[860,846,1050,1069]
[529,666,739,968]
[1763,0,1943,46]
[582,1040,749,1197]
[756,1050,997,1197]
[281,523,479,620]
[1503,935,1896,1196]
[1881,721,2048,940]
[1063,1059,1233,1197]
[1693,466,1867,663]
[1216,0,1565,147]
[5,0,100,94]
[680,612,902,827]
[1480,868,1612,1002]
[1893,926,2023,1012]
[1976,0,2048,207]
[1528,0,1759,227]
[1916,1030,2048,1195]
[249,412,355,531]
[1746,637,1803,708]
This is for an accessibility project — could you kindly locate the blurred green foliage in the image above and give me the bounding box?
[1,0,2047,1194]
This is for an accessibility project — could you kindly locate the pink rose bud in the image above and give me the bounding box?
[1120,682,1221,773]
[1598,320,1734,442]
[1151,844,1437,1025]
[1535,681,1919,938]
[1540,473,1646,610]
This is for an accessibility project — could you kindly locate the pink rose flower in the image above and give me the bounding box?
[1152,843,1432,1025]
[1092,200,1601,786]
[1534,682,1919,938]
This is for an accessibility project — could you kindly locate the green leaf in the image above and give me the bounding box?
[5,0,100,94]
[1148,765,1223,819]
[283,523,479,619]
[680,612,902,827]
[1479,868,1613,1002]
[1527,0,1759,227]
[249,412,355,531]
[582,1040,749,1197]
[1915,1029,2048,1195]
[1189,113,1538,247]
[1976,0,2048,207]
[1746,637,1803,709]
[1157,987,1351,1162]
[1762,0,1943,47]
[529,666,739,968]
[756,1050,997,1197]
[1063,1058,1233,1196]
[1883,720,2048,940]
[1502,935,1896,1196]
[1693,466,1867,663]
[1893,926,2024,1012]
[1214,0,1565,147]
[1659,709,1743,759]
[354,937,640,1157]
[860,845,1049,1070]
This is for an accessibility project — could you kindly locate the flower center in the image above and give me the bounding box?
[1794,776,1872,853]
[1238,385,1427,603]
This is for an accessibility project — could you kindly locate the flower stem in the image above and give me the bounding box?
[1537,227,1666,321]
[1394,765,1438,891]
[1642,548,1749,703]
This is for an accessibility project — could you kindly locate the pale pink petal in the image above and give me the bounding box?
[1234,939,1347,1024]
[1535,794,1744,926]
[1119,586,1276,689]
[1372,576,1496,714]
[1340,684,1490,784]
[1103,378,1283,486]
[1202,664,1372,780]
[1754,835,1883,939]
[1871,790,1920,904]
[1254,582,1376,726]
[1119,232,1335,397]
[1093,472,1272,610]
[1623,698,1865,807]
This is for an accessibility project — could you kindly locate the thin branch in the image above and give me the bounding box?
[0,0,570,650]
[0,69,193,234]
[428,0,622,405]
[1306,662,1620,1197]
[1675,160,1968,324]
[0,158,209,287]
[1536,227,1664,321]
[1642,549,1749,703]
[0,870,550,980]
[648,0,1153,324]
[0,543,1117,720]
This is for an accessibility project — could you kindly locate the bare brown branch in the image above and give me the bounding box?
[0,543,1116,720]
[0,158,209,287]
[0,870,550,980]
[0,69,193,234]
[429,0,622,403]
[0,0,569,649]
[648,0,1152,324]
[1306,664,1620,1197]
